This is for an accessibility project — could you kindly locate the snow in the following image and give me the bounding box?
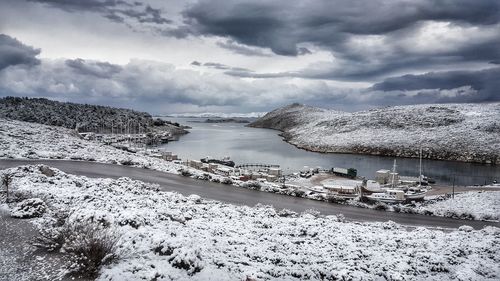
[414,191,500,221]
[2,118,499,222]
[0,118,202,177]
[1,165,499,281]
[250,103,500,164]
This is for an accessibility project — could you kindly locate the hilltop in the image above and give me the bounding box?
[249,103,500,164]
[0,97,188,135]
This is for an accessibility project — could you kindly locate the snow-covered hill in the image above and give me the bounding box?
[0,97,188,136]
[249,103,500,164]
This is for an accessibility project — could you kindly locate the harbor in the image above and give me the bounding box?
[158,117,500,186]
[93,134,499,204]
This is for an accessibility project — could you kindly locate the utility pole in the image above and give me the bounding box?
[452,174,455,199]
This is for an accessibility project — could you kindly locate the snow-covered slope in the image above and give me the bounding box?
[1,165,499,281]
[249,103,500,164]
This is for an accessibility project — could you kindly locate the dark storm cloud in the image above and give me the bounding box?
[180,0,500,79]
[65,58,123,78]
[370,67,500,102]
[29,0,171,25]
[0,34,40,71]
[182,0,500,55]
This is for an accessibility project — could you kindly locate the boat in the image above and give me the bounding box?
[307,186,327,193]
[389,151,429,201]
[201,156,235,167]
[364,189,406,204]
[404,187,427,201]
[364,151,429,203]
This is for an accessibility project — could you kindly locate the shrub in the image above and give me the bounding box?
[373,202,388,211]
[242,181,261,190]
[63,223,118,278]
[119,159,134,166]
[221,177,233,185]
[180,169,192,177]
[168,247,204,276]
[10,198,47,218]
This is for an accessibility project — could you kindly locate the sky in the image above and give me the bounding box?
[0,0,499,114]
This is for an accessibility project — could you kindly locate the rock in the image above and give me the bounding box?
[39,166,55,177]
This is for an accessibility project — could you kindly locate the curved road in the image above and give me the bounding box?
[1,159,498,229]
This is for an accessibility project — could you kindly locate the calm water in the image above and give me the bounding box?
[159,117,500,186]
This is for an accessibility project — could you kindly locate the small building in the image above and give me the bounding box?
[201,163,210,172]
[189,160,203,169]
[375,169,391,184]
[266,175,277,182]
[215,166,233,176]
[268,167,282,176]
[323,184,357,195]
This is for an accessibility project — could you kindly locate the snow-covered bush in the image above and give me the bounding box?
[221,177,233,185]
[63,222,118,278]
[241,181,262,190]
[180,169,193,177]
[1,165,499,281]
[10,198,47,218]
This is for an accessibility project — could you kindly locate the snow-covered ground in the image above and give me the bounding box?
[249,103,500,164]
[1,165,499,281]
[412,192,500,221]
[0,118,198,176]
[1,117,499,222]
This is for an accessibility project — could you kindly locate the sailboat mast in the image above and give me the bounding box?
[419,146,422,186]
[391,159,397,188]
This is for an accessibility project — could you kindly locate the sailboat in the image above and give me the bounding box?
[364,149,428,203]
[403,147,428,201]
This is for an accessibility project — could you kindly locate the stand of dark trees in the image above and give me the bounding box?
[0,97,168,133]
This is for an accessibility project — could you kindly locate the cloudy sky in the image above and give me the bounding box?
[0,0,499,114]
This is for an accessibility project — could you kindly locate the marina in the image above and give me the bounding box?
[158,117,500,187]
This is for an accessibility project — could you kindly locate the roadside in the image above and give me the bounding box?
[1,159,498,230]
[0,203,75,281]
[1,165,499,281]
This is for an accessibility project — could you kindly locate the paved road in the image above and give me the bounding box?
[1,159,498,229]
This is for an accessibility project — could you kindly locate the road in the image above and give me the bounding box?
[1,159,498,229]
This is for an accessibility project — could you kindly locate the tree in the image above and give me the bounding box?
[2,173,13,203]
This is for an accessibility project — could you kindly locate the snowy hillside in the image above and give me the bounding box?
[1,165,499,281]
[249,103,500,164]
[0,97,187,135]
[2,118,499,221]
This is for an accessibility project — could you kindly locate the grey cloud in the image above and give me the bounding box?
[179,0,500,79]
[0,34,40,71]
[29,0,171,25]
[1,35,498,114]
[182,0,500,55]
[370,67,500,103]
[216,40,272,57]
[65,58,123,78]
[191,61,252,72]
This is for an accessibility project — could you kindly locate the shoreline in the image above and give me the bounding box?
[246,124,499,166]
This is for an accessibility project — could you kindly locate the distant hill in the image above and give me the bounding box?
[249,103,500,164]
[0,97,185,134]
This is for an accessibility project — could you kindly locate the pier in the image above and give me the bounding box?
[236,163,280,169]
